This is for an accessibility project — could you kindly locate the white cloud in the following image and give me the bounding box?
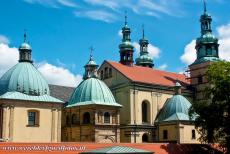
[133,41,161,59]
[158,63,168,70]
[57,0,77,7]
[0,35,10,44]
[0,43,82,87]
[180,40,196,65]
[24,0,77,8]
[37,63,82,87]
[0,43,19,77]
[218,23,230,61]
[181,22,230,65]
[74,10,117,23]
[118,30,122,38]
[84,0,120,11]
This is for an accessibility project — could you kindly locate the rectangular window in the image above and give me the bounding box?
[28,110,39,126]
[163,130,168,139]
[192,129,196,139]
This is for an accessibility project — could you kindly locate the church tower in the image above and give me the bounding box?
[189,0,220,101]
[135,26,154,68]
[119,12,134,66]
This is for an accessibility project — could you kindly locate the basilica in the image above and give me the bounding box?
[0,3,221,143]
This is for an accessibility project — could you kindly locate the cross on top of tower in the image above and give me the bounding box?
[142,24,145,39]
[125,11,127,26]
[203,0,207,13]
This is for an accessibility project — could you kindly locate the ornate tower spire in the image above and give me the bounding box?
[119,11,134,66]
[135,25,154,68]
[191,0,220,65]
[19,31,33,63]
[83,47,99,80]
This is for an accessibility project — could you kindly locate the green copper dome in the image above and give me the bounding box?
[67,78,121,107]
[0,62,50,96]
[155,95,194,123]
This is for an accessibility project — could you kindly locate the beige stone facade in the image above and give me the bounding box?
[0,99,62,142]
[62,105,120,143]
[157,122,200,143]
[99,62,195,143]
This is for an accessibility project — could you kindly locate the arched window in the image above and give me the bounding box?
[71,114,78,125]
[83,112,90,124]
[142,101,150,123]
[27,110,39,126]
[66,115,70,125]
[192,129,196,139]
[104,112,110,123]
[142,133,149,143]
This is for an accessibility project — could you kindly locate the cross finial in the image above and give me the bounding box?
[203,0,207,13]
[142,24,145,39]
[125,10,127,26]
[24,29,27,43]
[89,46,94,59]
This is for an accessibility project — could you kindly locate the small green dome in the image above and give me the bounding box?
[0,62,50,96]
[19,42,32,50]
[155,95,194,123]
[67,78,121,107]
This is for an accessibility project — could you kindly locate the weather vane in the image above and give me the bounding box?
[142,24,145,38]
[89,46,94,58]
[24,29,27,43]
[125,10,127,25]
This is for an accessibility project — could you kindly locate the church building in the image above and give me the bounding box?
[0,1,222,144]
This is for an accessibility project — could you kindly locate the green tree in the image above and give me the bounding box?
[190,61,230,153]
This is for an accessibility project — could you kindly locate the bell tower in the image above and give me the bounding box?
[189,0,220,101]
[135,25,154,68]
[119,12,134,66]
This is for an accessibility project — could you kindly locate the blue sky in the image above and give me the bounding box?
[0,0,230,87]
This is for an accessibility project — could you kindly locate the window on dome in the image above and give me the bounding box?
[83,112,90,124]
[192,129,196,139]
[71,114,79,125]
[163,130,168,139]
[104,112,110,124]
[27,110,39,127]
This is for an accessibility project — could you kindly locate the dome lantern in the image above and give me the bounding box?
[19,32,33,63]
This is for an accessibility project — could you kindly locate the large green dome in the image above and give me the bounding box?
[67,78,121,107]
[155,95,194,123]
[0,62,50,96]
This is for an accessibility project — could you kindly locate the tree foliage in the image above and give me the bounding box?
[190,61,230,153]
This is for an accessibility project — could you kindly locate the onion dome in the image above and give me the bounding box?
[155,82,194,123]
[119,11,134,66]
[192,0,220,65]
[135,26,154,68]
[67,54,121,107]
[0,33,50,96]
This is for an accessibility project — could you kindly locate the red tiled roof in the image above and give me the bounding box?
[106,61,190,87]
[0,143,224,154]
